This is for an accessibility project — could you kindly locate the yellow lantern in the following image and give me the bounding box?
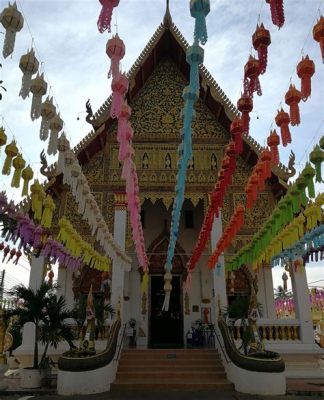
[2,140,18,175]
[21,165,34,196]
[11,153,25,188]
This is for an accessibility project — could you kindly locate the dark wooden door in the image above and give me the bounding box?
[150,275,183,348]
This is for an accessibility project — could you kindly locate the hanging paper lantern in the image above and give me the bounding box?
[2,140,18,175]
[275,108,291,147]
[320,136,324,151]
[302,162,316,198]
[110,73,129,118]
[186,43,204,90]
[30,180,44,221]
[30,73,48,121]
[296,55,315,101]
[285,84,302,126]
[19,48,39,99]
[11,153,25,188]
[190,0,210,45]
[40,97,56,141]
[266,0,285,29]
[244,56,262,97]
[230,117,243,154]
[0,2,24,58]
[0,126,7,150]
[313,15,324,63]
[70,162,81,196]
[106,34,125,79]
[310,145,324,183]
[117,102,132,161]
[57,132,70,174]
[48,113,63,155]
[267,130,280,165]
[41,195,55,228]
[237,93,253,135]
[252,23,271,74]
[261,148,272,179]
[256,161,266,190]
[97,0,120,33]
[21,165,33,196]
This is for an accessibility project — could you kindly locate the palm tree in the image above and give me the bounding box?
[39,294,76,365]
[7,282,56,369]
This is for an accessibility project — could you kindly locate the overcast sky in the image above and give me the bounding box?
[0,0,323,290]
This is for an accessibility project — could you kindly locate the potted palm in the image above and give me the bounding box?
[7,282,56,388]
[38,294,76,387]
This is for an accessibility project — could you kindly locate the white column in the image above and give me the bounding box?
[110,193,128,324]
[210,210,227,319]
[57,265,74,310]
[290,265,314,344]
[259,266,276,319]
[20,256,46,353]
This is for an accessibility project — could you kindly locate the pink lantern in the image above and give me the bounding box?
[106,34,125,79]
[97,0,120,33]
[110,73,129,118]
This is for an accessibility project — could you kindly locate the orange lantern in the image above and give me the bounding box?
[225,141,237,173]
[252,23,271,74]
[244,56,262,97]
[230,117,243,154]
[285,84,302,126]
[237,93,253,135]
[313,15,324,63]
[267,129,280,165]
[245,182,255,209]
[297,55,315,101]
[275,108,291,147]
[260,148,272,179]
[256,160,266,190]
[266,0,285,29]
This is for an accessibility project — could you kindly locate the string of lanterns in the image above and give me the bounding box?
[163,0,210,310]
[57,132,131,266]
[100,4,148,272]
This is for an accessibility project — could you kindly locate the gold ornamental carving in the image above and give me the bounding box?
[114,192,127,210]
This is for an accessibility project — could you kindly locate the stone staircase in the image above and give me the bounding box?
[111,349,233,391]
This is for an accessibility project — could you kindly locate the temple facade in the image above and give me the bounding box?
[20,13,318,362]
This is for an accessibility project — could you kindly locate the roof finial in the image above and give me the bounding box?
[163,0,172,28]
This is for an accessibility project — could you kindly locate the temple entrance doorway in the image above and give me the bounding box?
[149,275,183,348]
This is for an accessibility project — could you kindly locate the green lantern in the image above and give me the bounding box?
[310,145,324,183]
[302,163,316,198]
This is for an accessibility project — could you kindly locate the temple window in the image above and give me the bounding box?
[188,157,194,170]
[142,152,149,169]
[211,153,217,170]
[165,153,171,169]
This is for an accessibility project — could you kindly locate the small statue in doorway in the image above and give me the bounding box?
[79,285,96,355]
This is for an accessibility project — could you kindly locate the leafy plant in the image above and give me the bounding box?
[7,282,56,369]
[39,294,76,366]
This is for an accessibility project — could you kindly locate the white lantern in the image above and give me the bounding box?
[40,97,56,140]
[48,113,63,155]
[30,73,47,120]
[19,48,39,99]
[0,2,24,58]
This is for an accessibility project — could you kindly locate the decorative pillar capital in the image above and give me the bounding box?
[114,192,127,210]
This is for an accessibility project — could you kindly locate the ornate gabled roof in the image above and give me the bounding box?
[70,18,291,193]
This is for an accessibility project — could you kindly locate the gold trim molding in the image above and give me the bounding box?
[114,192,127,210]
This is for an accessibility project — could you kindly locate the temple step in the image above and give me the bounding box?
[112,349,233,392]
